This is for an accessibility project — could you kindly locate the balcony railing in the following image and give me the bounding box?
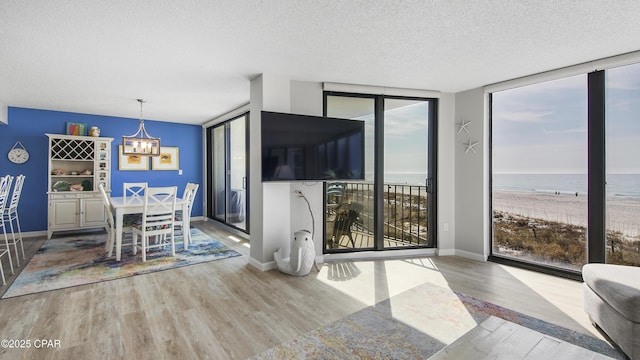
[325,181,431,250]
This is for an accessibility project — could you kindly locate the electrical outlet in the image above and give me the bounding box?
[178,169,183,175]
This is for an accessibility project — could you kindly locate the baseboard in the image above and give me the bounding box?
[436,248,456,256]
[453,249,487,262]
[248,257,277,271]
[190,216,206,222]
[322,248,436,263]
[19,230,48,239]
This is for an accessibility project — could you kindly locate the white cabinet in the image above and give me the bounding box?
[82,197,106,226]
[46,134,114,239]
[49,198,80,229]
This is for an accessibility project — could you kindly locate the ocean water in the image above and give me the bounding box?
[384,173,427,185]
[493,173,640,199]
[370,172,640,199]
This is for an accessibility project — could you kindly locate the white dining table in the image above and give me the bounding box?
[109,196,190,261]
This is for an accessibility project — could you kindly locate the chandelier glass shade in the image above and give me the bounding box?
[122,99,160,156]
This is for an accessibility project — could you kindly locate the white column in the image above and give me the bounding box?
[248,74,293,270]
[454,88,489,261]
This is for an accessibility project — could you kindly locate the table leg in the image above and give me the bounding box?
[183,203,189,250]
[116,209,124,261]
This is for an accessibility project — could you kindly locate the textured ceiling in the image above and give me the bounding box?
[1,1,640,125]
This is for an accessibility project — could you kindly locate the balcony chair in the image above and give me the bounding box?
[2,174,25,266]
[330,202,362,248]
[131,186,178,262]
[326,182,346,219]
[0,175,15,276]
[175,183,199,250]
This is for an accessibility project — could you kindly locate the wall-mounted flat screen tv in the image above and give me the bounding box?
[261,111,365,182]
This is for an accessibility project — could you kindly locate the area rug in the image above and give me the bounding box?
[252,281,625,360]
[1,228,241,299]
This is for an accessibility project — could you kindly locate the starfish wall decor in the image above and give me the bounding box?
[464,138,479,154]
[457,119,471,134]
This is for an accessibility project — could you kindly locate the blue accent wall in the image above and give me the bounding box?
[0,107,203,233]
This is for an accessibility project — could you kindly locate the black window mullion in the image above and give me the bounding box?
[428,98,438,247]
[206,127,214,219]
[587,70,606,263]
[374,95,385,250]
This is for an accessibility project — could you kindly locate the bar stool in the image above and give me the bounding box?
[2,175,25,266]
[0,175,15,279]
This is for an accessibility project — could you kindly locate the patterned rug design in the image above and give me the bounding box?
[2,228,241,299]
[253,281,625,360]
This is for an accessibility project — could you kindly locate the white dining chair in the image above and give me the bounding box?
[98,184,117,256]
[131,186,178,262]
[100,184,138,258]
[0,175,15,277]
[122,182,147,227]
[123,182,148,199]
[2,174,25,266]
[175,183,199,249]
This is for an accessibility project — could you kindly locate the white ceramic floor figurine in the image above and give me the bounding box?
[274,230,315,276]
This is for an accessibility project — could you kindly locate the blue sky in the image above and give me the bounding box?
[493,62,640,174]
[383,101,429,175]
[354,101,429,182]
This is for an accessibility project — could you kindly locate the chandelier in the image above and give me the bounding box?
[122,99,160,156]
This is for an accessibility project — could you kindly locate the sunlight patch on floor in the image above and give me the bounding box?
[388,285,478,344]
[316,257,450,308]
[496,263,599,338]
[316,257,479,345]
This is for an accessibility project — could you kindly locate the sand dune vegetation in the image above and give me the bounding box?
[493,211,640,268]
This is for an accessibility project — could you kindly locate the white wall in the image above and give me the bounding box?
[0,99,7,125]
[453,88,488,260]
[436,93,456,255]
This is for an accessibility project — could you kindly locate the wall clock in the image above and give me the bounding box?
[8,141,29,164]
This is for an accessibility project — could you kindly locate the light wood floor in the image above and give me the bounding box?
[430,316,613,360]
[0,221,607,359]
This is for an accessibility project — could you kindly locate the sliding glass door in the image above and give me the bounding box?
[325,95,376,250]
[208,113,249,232]
[324,93,436,252]
[383,98,433,248]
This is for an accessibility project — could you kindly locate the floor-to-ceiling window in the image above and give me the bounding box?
[491,62,640,276]
[605,63,640,266]
[324,92,436,252]
[491,75,588,272]
[207,113,249,233]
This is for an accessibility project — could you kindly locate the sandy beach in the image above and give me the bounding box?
[493,191,640,238]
